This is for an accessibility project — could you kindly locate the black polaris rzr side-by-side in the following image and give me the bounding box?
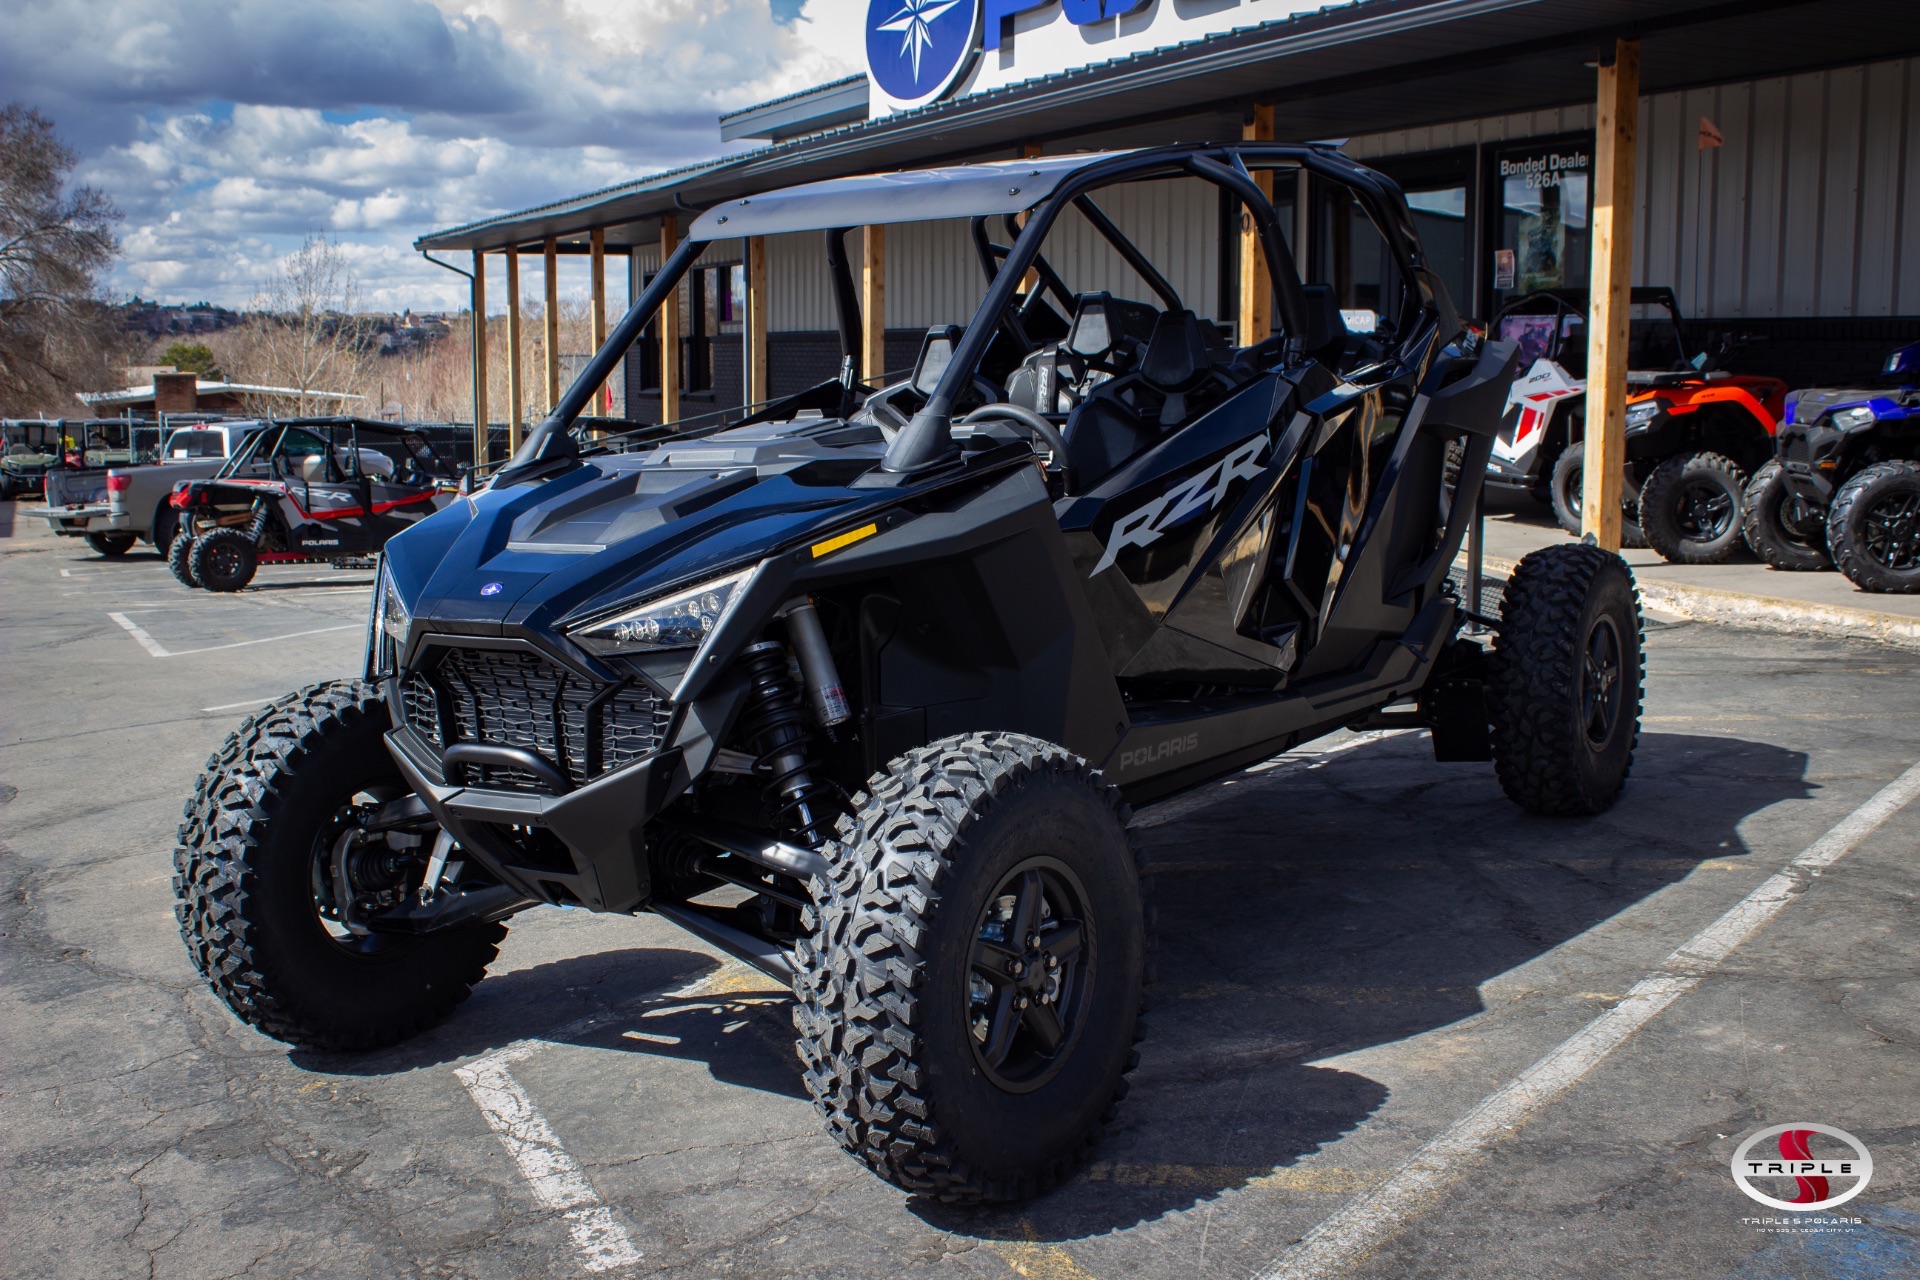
[174,145,1644,1203]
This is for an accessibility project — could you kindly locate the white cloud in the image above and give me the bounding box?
[5,0,866,309]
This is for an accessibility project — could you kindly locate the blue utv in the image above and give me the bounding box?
[1744,341,1920,591]
[171,144,1643,1203]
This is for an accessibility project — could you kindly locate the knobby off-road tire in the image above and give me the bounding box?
[1490,544,1643,815]
[152,505,179,557]
[793,732,1151,1203]
[1827,461,1920,593]
[1741,461,1830,571]
[86,531,136,556]
[1550,443,1647,548]
[168,528,200,587]
[174,680,505,1049]
[1639,450,1747,565]
[191,527,259,592]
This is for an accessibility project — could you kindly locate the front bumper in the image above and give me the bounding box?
[31,504,123,535]
[386,724,689,913]
[1777,425,1845,504]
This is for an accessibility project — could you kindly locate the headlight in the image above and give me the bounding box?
[570,568,751,656]
[1831,406,1878,431]
[1624,400,1661,427]
[365,559,411,678]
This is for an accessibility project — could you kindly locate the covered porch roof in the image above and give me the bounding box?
[416,0,1917,256]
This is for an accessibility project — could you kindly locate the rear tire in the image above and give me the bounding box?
[152,506,179,557]
[168,529,201,587]
[86,532,136,557]
[1741,461,1830,571]
[191,528,259,591]
[173,680,505,1049]
[1827,461,1920,593]
[793,732,1149,1203]
[1550,444,1647,548]
[1490,543,1642,816]
[1639,450,1747,564]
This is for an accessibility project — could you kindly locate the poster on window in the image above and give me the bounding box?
[1495,143,1591,297]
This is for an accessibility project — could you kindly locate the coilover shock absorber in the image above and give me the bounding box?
[734,640,839,847]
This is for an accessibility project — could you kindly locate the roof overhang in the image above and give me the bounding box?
[416,0,1920,254]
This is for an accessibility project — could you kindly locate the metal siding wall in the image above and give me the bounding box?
[1901,60,1920,312]
[767,231,834,332]
[1348,57,1918,320]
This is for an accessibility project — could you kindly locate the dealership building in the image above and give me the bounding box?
[416,0,1920,439]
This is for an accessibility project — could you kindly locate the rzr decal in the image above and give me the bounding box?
[1091,435,1267,576]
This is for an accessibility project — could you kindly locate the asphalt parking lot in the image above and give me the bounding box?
[4,501,1918,1280]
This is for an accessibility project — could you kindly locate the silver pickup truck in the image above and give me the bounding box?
[36,421,268,556]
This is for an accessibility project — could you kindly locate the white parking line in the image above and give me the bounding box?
[105,613,358,658]
[456,1049,645,1273]
[1254,756,1920,1280]
[201,699,270,713]
[106,611,170,657]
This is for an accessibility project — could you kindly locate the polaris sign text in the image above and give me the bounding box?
[865,0,1322,115]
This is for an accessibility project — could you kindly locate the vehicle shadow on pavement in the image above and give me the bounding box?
[299,729,1812,1239]
[916,729,1814,1239]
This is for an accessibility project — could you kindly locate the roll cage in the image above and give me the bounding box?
[501,143,1454,479]
[216,417,457,487]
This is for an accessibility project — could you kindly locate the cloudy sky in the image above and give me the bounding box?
[3,0,866,312]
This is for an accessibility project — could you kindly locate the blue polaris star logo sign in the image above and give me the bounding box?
[480,581,504,597]
[866,0,980,112]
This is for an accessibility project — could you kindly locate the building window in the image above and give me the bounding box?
[1492,139,1592,300]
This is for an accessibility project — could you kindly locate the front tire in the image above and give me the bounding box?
[168,528,201,587]
[174,681,505,1049]
[793,732,1149,1202]
[1639,450,1747,564]
[1827,461,1920,593]
[1550,443,1647,548]
[1741,461,1830,571]
[1490,544,1642,815]
[86,531,136,556]
[191,527,259,591]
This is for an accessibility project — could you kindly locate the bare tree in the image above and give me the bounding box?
[0,103,123,415]
[232,236,375,415]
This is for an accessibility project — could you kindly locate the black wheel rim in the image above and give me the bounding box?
[208,543,241,580]
[1777,493,1824,548]
[1563,466,1582,517]
[1861,490,1920,571]
[309,788,412,956]
[1580,616,1625,748]
[966,857,1094,1093]
[1671,478,1736,541]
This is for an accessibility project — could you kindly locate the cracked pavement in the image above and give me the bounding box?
[3,502,1917,1279]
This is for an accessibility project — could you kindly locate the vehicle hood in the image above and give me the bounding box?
[1785,386,1917,425]
[385,416,934,636]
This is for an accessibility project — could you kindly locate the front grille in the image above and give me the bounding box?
[1784,434,1811,466]
[401,646,670,793]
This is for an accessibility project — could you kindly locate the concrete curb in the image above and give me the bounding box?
[1476,553,1920,651]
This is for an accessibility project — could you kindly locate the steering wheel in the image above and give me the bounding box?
[958,404,1068,465]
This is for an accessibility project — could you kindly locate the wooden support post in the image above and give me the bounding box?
[589,228,609,416]
[1582,38,1640,551]
[861,224,886,383]
[505,247,524,451]
[471,250,489,464]
[1239,104,1275,348]
[542,237,560,414]
[746,236,768,406]
[660,215,681,423]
